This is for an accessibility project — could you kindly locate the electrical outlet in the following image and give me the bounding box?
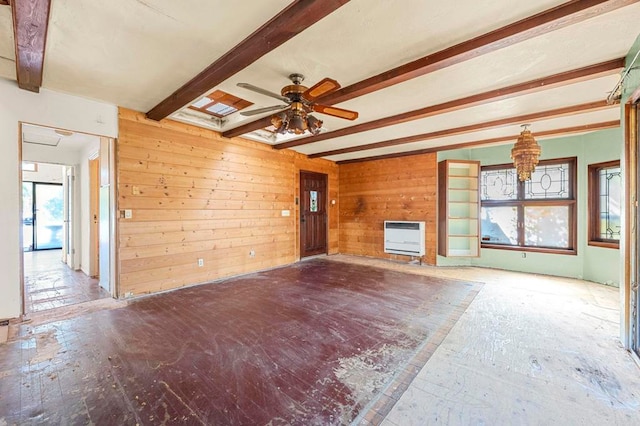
[124,209,132,219]
[198,258,204,267]
[522,252,526,258]
[249,250,256,258]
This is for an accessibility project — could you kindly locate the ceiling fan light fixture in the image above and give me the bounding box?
[511,124,541,181]
[307,115,323,135]
[271,112,287,134]
[270,109,323,136]
[239,73,358,138]
[288,113,307,134]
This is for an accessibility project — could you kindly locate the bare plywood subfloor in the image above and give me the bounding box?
[332,256,639,426]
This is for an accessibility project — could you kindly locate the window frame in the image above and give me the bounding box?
[588,160,621,249]
[480,157,577,255]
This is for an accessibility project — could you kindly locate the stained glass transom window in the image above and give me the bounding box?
[481,168,517,201]
[525,162,570,199]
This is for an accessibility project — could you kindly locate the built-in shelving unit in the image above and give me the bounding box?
[438,160,480,257]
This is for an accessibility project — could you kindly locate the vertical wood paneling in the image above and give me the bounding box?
[338,154,438,265]
[117,108,338,296]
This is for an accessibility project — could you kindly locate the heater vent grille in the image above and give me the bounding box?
[384,221,425,256]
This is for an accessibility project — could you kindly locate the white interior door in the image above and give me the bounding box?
[98,185,110,292]
[98,137,114,294]
[89,157,100,278]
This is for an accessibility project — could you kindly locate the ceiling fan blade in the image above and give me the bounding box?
[303,78,340,101]
[237,83,289,102]
[313,104,358,120]
[240,105,287,116]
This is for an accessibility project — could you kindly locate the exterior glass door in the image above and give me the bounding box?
[22,183,34,251]
[23,182,64,251]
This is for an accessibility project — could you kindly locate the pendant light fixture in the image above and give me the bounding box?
[511,124,541,181]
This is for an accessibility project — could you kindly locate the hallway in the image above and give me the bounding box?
[24,250,109,313]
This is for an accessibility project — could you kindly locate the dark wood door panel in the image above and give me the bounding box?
[300,171,327,257]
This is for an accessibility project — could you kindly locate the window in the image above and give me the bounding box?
[480,158,577,254]
[188,90,253,118]
[22,161,38,172]
[588,161,621,248]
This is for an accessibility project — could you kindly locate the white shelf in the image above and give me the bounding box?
[447,248,479,256]
[439,160,481,258]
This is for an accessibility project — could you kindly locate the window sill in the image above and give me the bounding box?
[588,241,620,249]
[481,243,577,255]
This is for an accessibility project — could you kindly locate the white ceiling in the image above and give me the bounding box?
[21,123,100,162]
[2,0,639,162]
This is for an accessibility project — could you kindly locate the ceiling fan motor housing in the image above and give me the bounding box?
[281,84,308,102]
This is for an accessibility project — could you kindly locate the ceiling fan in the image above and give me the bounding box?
[237,73,358,135]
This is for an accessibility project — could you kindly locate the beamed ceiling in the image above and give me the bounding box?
[2,0,640,163]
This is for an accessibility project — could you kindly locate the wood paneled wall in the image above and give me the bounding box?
[338,154,438,265]
[117,108,338,296]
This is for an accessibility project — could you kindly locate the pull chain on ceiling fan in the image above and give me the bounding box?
[237,74,358,135]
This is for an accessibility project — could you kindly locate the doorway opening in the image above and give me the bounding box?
[300,171,328,258]
[19,123,115,316]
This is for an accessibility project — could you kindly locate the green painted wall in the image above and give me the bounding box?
[437,128,622,285]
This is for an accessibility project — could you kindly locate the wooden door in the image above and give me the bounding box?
[300,171,328,257]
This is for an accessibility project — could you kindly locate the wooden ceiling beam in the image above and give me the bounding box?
[274,58,625,150]
[146,0,350,121]
[321,0,637,106]
[336,121,621,165]
[308,100,617,158]
[12,0,51,92]
[222,116,274,139]
[223,0,635,138]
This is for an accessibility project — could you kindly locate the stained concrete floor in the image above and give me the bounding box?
[2,254,639,425]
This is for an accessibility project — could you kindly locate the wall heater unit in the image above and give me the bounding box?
[384,221,425,256]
